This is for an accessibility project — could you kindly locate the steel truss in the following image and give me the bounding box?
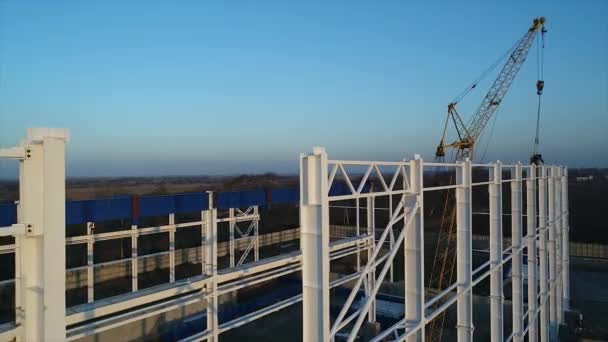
[0,129,372,342]
[0,131,571,342]
[300,147,571,342]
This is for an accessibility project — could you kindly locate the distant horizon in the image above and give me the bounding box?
[1,1,607,177]
[0,166,606,182]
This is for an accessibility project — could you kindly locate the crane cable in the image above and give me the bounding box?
[533,28,546,156]
[451,36,522,105]
[479,106,501,162]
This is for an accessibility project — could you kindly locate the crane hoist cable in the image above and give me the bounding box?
[451,41,518,106]
[427,17,547,342]
[531,24,547,164]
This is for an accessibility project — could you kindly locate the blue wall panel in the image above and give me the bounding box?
[270,188,299,203]
[139,193,209,218]
[139,195,175,217]
[174,193,209,213]
[66,197,132,225]
[0,203,17,226]
[216,189,265,209]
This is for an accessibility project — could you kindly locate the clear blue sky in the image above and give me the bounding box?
[1,1,606,177]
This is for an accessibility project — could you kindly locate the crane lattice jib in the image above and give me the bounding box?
[426,17,546,342]
[464,18,545,145]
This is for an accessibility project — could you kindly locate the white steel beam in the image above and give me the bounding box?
[526,165,538,342]
[489,161,504,342]
[511,163,524,341]
[18,128,69,341]
[405,156,424,342]
[300,147,330,342]
[456,159,474,341]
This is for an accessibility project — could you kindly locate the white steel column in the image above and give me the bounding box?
[87,222,95,303]
[169,213,176,283]
[561,167,570,311]
[547,167,558,340]
[356,197,361,273]
[254,205,260,262]
[456,159,474,341]
[204,208,218,342]
[388,195,393,282]
[229,208,235,268]
[405,156,424,342]
[526,165,538,342]
[367,195,376,323]
[300,147,330,342]
[489,161,504,342]
[14,201,23,329]
[18,128,69,341]
[131,223,139,292]
[555,167,563,324]
[538,166,549,342]
[203,191,213,276]
[511,163,524,341]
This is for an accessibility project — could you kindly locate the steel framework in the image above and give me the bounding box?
[300,147,570,342]
[0,129,372,342]
[0,130,571,342]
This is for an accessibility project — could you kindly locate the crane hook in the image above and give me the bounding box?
[536,80,545,95]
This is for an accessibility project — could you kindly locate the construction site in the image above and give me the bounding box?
[0,12,607,342]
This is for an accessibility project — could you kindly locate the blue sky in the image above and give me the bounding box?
[1,1,606,177]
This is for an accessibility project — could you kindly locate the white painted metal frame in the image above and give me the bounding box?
[300,147,571,342]
[0,133,370,342]
[226,206,260,267]
[0,128,69,341]
[0,133,571,342]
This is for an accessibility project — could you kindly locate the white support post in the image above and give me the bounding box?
[87,222,95,303]
[300,147,330,342]
[254,206,260,262]
[131,224,139,292]
[203,191,214,277]
[547,167,558,340]
[356,197,361,273]
[169,213,176,283]
[526,165,538,342]
[555,168,563,324]
[367,195,376,323]
[229,208,235,268]
[538,166,549,342]
[14,201,23,328]
[489,161,504,342]
[456,159,474,341]
[204,208,218,342]
[405,156,424,342]
[201,211,206,277]
[17,128,69,341]
[388,194,394,282]
[561,167,570,311]
[511,163,524,342]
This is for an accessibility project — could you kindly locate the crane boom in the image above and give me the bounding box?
[427,17,547,342]
[436,17,547,161]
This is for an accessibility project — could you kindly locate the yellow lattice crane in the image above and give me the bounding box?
[427,17,547,342]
